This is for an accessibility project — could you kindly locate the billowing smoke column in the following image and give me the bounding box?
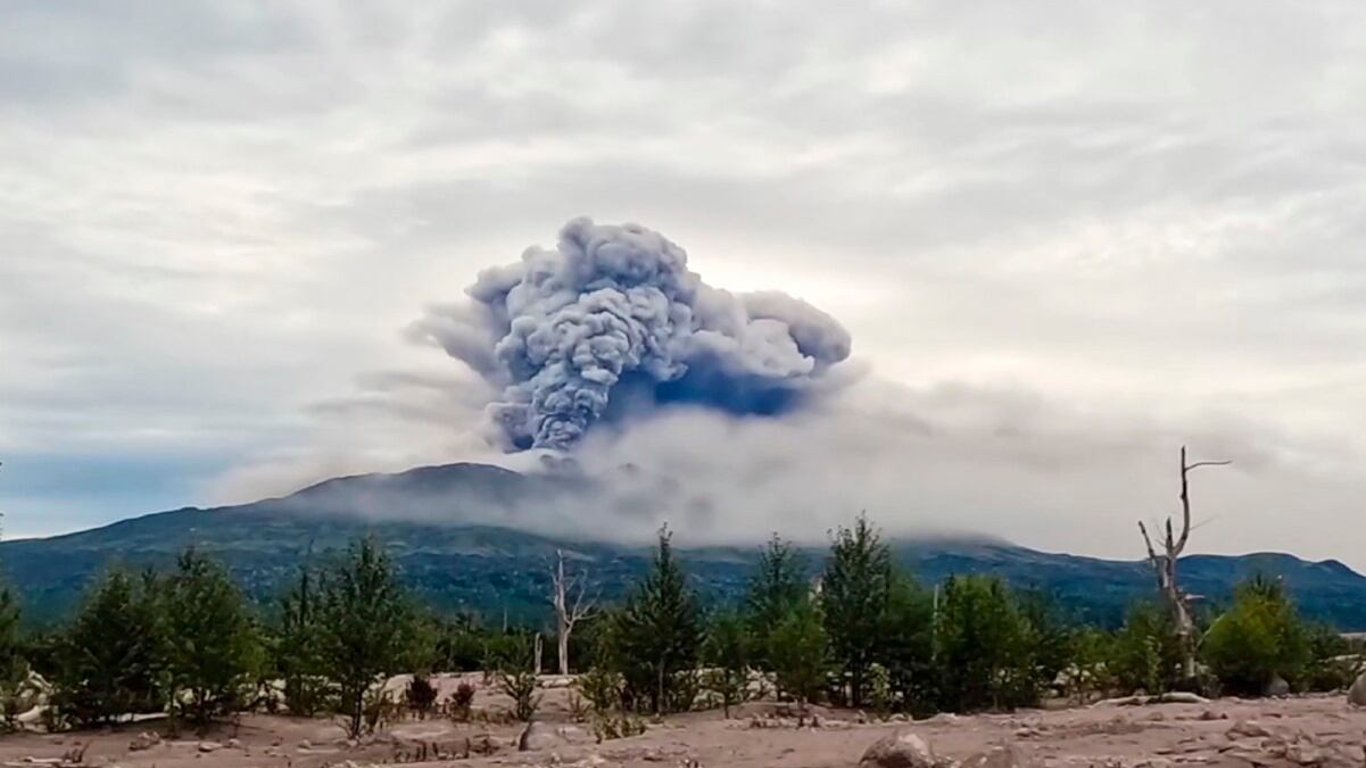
[413,218,852,450]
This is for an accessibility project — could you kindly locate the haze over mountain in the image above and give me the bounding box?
[5,4,1366,575]
[3,462,1363,632]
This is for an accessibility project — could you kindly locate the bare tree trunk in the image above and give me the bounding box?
[550,549,596,676]
[1138,446,1230,684]
[534,633,544,675]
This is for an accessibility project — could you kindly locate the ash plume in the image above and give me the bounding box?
[412,217,853,450]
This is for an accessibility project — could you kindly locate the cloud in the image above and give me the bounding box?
[0,1,1364,567]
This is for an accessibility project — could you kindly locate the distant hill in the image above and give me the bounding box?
[3,462,1365,629]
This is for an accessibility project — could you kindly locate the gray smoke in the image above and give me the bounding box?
[412,217,853,450]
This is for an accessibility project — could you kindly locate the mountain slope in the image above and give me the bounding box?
[3,462,1364,629]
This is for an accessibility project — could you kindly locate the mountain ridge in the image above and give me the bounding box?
[3,461,1364,630]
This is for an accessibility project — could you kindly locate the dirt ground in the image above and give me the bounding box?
[4,675,1365,768]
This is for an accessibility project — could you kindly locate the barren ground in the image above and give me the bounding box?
[4,675,1364,768]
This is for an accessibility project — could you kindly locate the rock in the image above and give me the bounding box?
[960,744,1033,768]
[1265,675,1291,698]
[197,742,221,754]
[298,739,313,750]
[1227,720,1274,739]
[1347,673,1366,706]
[859,730,937,768]
[225,738,243,750]
[520,721,585,752]
[128,733,161,752]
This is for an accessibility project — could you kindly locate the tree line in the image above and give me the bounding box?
[0,515,1358,737]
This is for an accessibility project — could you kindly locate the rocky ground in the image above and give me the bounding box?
[2,677,1365,768]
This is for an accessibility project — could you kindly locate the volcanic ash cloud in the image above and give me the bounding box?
[412,217,853,451]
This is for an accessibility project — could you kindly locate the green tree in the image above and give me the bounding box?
[702,611,751,717]
[165,549,261,730]
[879,573,935,714]
[1109,601,1184,695]
[273,564,328,716]
[820,514,893,707]
[1203,575,1310,696]
[767,598,828,719]
[745,535,806,668]
[51,569,167,727]
[934,575,1037,712]
[0,582,31,730]
[317,537,412,738]
[612,527,703,715]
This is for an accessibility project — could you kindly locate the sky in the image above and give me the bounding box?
[2,2,1366,564]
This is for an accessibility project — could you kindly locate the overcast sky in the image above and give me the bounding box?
[3,2,1365,565]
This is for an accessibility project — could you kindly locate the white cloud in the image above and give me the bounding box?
[1,1,1365,566]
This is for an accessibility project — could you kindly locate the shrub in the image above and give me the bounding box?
[1203,575,1310,696]
[405,674,438,718]
[443,681,475,722]
[1109,602,1184,695]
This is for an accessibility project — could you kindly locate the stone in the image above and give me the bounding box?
[960,744,1033,768]
[859,730,938,768]
[197,742,221,754]
[1347,672,1366,707]
[128,733,161,752]
[1265,675,1291,698]
[519,721,587,752]
[1227,720,1274,739]
[225,738,243,750]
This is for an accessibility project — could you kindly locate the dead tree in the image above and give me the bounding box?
[550,549,596,676]
[1138,446,1230,682]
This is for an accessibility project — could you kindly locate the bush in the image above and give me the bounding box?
[406,674,438,718]
[498,668,541,722]
[1203,576,1310,696]
[577,666,623,713]
[443,682,475,721]
[1109,602,1184,695]
[1303,624,1357,692]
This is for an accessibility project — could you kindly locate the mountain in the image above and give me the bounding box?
[3,462,1365,629]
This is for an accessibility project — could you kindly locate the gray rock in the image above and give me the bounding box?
[1347,672,1366,706]
[518,721,586,752]
[1265,674,1291,698]
[859,730,938,768]
[960,745,1033,768]
[128,733,161,752]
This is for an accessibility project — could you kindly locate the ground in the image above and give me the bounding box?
[3,676,1365,768]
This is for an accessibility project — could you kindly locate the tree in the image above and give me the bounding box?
[1109,601,1184,695]
[612,527,703,715]
[1138,446,1230,682]
[273,563,328,716]
[745,535,807,669]
[934,575,1037,712]
[164,549,261,730]
[767,598,828,721]
[878,572,935,714]
[50,569,167,727]
[1203,575,1310,696]
[820,514,893,707]
[550,549,596,676]
[0,581,31,730]
[702,611,751,717]
[317,537,412,738]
